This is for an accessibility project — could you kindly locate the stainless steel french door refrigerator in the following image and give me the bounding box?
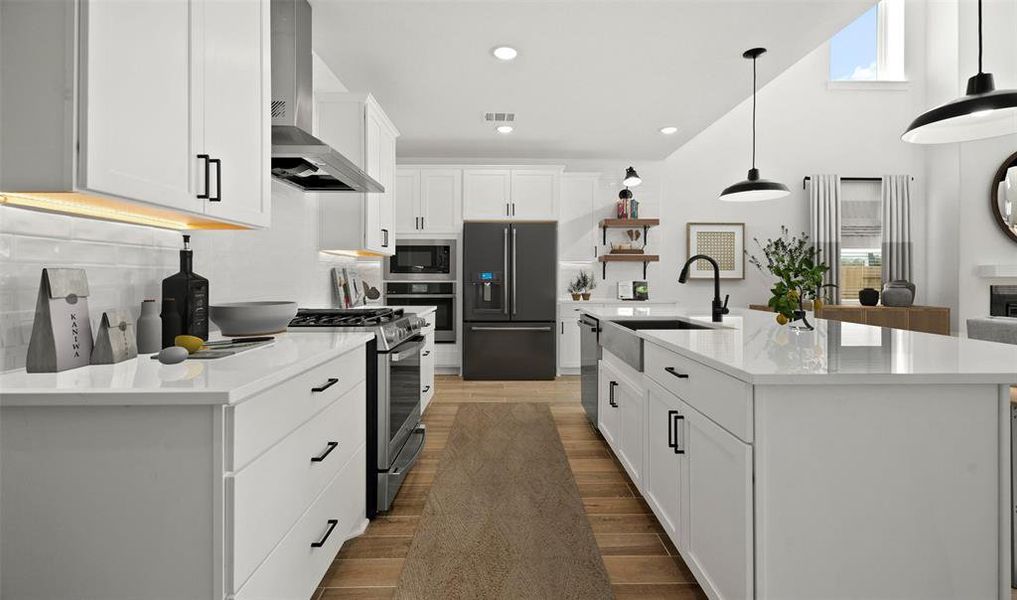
[462,222,557,380]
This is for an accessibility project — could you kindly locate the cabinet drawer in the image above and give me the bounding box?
[235,444,367,600]
[231,380,366,589]
[644,343,752,442]
[232,348,366,470]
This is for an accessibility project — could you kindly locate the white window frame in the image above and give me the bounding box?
[829,0,907,89]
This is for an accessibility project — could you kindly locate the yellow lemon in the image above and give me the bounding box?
[788,289,799,301]
[174,335,205,354]
[775,313,789,326]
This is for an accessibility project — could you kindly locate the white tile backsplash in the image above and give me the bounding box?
[0,183,362,370]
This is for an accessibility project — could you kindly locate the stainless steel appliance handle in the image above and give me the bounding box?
[389,338,425,362]
[470,326,553,332]
[390,425,427,476]
[512,227,517,315]
[386,294,455,299]
[503,227,509,315]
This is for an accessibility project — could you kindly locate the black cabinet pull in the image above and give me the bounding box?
[196,154,210,199]
[422,350,431,357]
[311,441,339,463]
[382,229,389,247]
[608,381,618,408]
[310,519,339,548]
[669,412,686,454]
[422,385,431,393]
[312,377,339,392]
[664,367,689,379]
[421,216,425,230]
[561,322,565,334]
[208,158,222,202]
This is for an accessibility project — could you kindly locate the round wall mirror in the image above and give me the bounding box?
[991,150,1017,243]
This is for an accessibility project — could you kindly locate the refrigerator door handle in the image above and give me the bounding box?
[470,326,553,332]
[503,227,509,315]
[512,227,518,315]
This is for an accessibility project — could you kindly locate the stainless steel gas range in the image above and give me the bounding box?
[289,307,426,516]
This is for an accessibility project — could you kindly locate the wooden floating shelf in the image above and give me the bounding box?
[598,254,660,279]
[599,218,660,228]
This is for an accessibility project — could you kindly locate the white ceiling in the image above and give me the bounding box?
[310,0,873,160]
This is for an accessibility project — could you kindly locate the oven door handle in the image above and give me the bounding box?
[385,294,456,299]
[389,338,425,362]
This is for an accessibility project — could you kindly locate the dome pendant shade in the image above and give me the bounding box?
[623,166,642,187]
[903,0,1017,144]
[902,73,1017,143]
[719,168,790,202]
[720,47,788,202]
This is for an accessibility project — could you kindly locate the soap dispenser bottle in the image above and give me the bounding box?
[161,235,209,340]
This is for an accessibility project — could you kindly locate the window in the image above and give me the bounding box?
[829,0,905,82]
[839,181,882,303]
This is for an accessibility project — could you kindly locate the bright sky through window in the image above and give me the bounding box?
[830,4,878,81]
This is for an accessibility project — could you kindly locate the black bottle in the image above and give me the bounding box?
[162,235,209,341]
[160,298,182,349]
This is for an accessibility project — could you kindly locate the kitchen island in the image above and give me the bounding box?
[583,305,1013,600]
[0,331,374,600]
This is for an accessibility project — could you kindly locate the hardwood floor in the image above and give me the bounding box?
[315,375,706,599]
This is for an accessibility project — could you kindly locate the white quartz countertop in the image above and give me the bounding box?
[584,305,1017,385]
[0,331,374,406]
[559,298,682,306]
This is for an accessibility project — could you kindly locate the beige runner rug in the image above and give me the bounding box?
[394,403,613,600]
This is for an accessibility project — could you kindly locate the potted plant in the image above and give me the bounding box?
[580,271,596,300]
[746,226,835,330]
[568,274,584,301]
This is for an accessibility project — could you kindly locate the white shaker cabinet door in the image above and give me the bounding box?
[643,380,685,543]
[615,374,644,488]
[559,173,599,261]
[81,0,201,214]
[463,169,511,219]
[377,122,396,254]
[597,360,621,451]
[419,169,462,233]
[201,0,270,227]
[394,170,421,234]
[510,169,559,221]
[682,399,753,600]
[558,315,581,370]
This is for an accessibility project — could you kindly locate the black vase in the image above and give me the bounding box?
[858,288,880,306]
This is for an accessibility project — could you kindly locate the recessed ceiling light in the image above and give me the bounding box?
[659,126,678,135]
[492,46,518,61]
[496,125,514,134]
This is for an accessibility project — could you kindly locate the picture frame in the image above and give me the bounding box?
[686,223,745,280]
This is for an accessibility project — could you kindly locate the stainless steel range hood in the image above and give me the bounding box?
[270,0,383,193]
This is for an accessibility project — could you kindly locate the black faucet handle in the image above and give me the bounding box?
[722,294,730,314]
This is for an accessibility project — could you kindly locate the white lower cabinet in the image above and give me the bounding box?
[421,312,436,412]
[642,379,686,543]
[682,396,753,600]
[598,356,643,488]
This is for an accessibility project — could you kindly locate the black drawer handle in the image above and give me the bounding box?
[311,441,339,463]
[196,154,211,199]
[312,378,339,392]
[608,381,619,408]
[209,158,222,202]
[311,519,338,548]
[664,367,689,379]
[422,385,431,393]
[669,412,686,455]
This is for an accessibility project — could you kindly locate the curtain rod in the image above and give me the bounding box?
[802,176,914,189]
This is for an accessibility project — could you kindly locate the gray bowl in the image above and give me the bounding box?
[209,301,298,336]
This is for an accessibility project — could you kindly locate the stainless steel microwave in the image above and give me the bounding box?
[385,239,456,281]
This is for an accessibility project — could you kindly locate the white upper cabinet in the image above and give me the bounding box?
[559,173,600,261]
[201,0,271,227]
[510,169,559,220]
[79,0,270,228]
[316,94,399,255]
[462,168,560,221]
[394,168,463,234]
[463,170,512,220]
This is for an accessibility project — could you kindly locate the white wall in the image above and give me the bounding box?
[655,0,928,314]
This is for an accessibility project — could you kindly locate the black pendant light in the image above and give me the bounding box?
[719,48,790,202]
[903,0,1017,144]
[623,166,642,187]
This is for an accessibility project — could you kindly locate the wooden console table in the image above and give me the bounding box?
[748,304,951,335]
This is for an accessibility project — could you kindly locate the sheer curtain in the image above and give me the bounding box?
[881,175,913,283]
[809,174,841,304]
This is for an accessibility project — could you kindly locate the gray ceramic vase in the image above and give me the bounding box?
[881,280,916,307]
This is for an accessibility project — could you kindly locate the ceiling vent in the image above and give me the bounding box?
[483,112,515,123]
